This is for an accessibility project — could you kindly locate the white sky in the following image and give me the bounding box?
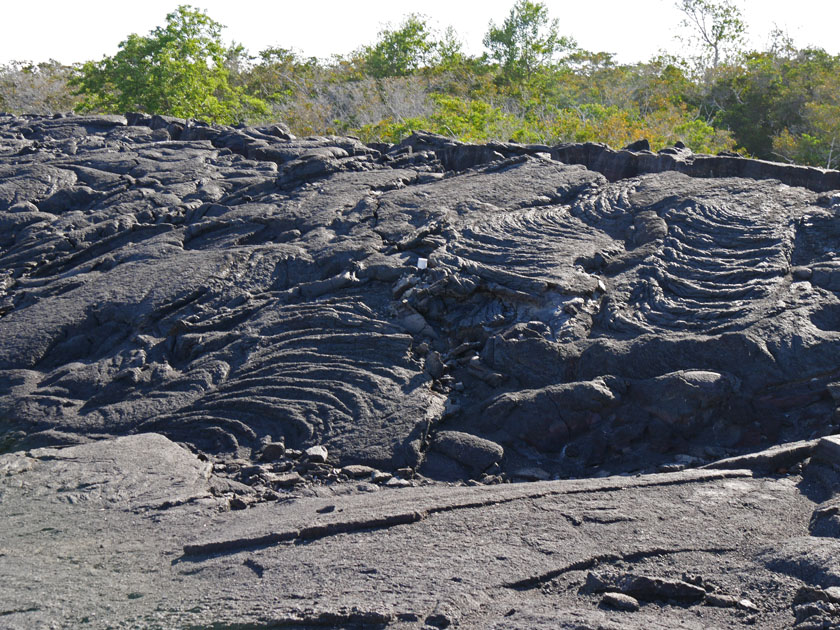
[1,0,838,66]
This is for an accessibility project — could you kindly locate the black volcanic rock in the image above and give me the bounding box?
[5,115,840,629]
[1,114,840,480]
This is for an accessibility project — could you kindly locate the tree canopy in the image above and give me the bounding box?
[483,0,576,85]
[363,15,434,78]
[71,5,268,123]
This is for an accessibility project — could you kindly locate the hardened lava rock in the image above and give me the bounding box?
[2,113,840,479]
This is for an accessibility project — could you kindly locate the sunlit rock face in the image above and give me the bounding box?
[2,113,839,478]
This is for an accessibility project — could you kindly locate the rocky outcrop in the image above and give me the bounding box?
[2,113,840,482]
[5,114,840,628]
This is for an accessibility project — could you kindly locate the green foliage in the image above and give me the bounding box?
[434,27,466,71]
[354,94,736,155]
[3,0,836,168]
[427,94,519,141]
[360,15,464,79]
[521,102,734,153]
[354,94,517,143]
[236,47,320,105]
[631,58,693,114]
[483,0,575,86]
[707,53,783,156]
[708,47,840,164]
[363,15,435,78]
[773,103,840,169]
[672,117,736,154]
[71,5,268,123]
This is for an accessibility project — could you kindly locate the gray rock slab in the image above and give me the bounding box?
[0,434,823,629]
[0,432,212,509]
[813,436,840,469]
[703,437,819,473]
[602,591,641,611]
[762,536,840,588]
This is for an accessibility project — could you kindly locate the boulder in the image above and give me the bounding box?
[431,431,504,475]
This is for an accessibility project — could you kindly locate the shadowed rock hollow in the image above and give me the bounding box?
[2,113,840,480]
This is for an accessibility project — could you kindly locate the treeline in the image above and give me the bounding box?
[1,1,839,168]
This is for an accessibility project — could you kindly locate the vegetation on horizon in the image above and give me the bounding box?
[1,1,839,169]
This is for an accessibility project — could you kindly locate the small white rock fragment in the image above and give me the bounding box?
[417,257,428,270]
[305,445,328,463]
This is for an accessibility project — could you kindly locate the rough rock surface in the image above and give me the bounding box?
[3,113,840,478]
[3,113,840,627]
[3,432,840,629]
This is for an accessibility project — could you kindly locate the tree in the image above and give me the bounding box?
[361,15,464,78]
[238,47,320,104]
[483,0,575,85]
[72,5,268,124]
[704,47,840,161]
[707,52,784,157]
[675,0,746,70]
[363,15,436,78]
[773,104,840,169]
[630,57,693,115]
[768,49,840,168]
